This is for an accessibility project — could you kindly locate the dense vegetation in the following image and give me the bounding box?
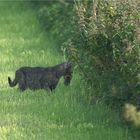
[31,0,140,132]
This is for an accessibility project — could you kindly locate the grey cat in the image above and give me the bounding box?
[8,62,73,91]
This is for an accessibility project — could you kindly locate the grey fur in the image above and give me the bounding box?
[8,62,73,91]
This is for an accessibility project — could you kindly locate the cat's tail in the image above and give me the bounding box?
[8,77,17,87]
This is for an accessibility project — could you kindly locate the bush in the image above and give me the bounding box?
[63,0,140,105]
[30,0,75,47]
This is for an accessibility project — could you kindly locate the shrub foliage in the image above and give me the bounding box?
[64,0,140,105]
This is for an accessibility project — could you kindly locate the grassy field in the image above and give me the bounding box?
[0,1,134,140]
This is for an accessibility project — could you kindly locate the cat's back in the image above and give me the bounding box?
[17,66,47,73]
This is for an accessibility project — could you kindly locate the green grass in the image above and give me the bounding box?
[0,1,133,140]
